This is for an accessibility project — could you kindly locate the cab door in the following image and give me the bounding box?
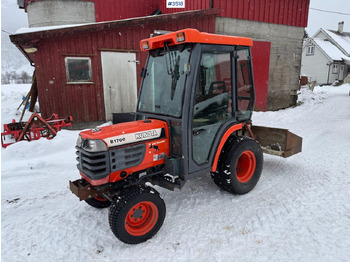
[188,45,236,174]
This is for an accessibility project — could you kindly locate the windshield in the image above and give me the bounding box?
[137,46,191,117]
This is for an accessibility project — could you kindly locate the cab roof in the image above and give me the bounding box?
[140,28,253,51]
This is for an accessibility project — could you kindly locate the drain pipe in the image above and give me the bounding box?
[327,62,331,84]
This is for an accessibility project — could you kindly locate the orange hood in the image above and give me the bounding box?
[80,119,168,148]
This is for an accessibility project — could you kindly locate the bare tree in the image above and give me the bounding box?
[20,71,31,83]
[1,72,11,84]
[1,71,32,84]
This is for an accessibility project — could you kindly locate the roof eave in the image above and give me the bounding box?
[10,8,221,45]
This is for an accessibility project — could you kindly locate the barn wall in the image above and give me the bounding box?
[214,0,309,27]
[33,14,216,122]
[159,0,210,14]
[23,0,309,28]
[159,0,309,27]
[94,0,159,22]
[216,17,305,110]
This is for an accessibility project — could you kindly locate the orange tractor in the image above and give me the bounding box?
[70,29,302,244]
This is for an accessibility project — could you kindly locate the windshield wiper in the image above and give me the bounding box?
[164,42,174,76]
[163,41,181,100]
[171,55,180,100]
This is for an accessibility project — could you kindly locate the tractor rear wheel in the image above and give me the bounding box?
[85,195,111,208]
[108,186,166,244]
[212,136,263,194]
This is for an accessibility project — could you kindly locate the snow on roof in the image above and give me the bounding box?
[323,29,350,55]
[13,14,158,35]
[15,22,101,35]
[314,38,349,61]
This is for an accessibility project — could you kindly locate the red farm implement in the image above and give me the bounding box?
[1,113,73,148]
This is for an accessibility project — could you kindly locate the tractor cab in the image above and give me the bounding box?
[137,29,255,180]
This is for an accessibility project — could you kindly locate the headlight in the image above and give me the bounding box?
[88,140,96,149]
[76,135,82,147]
[76,135,107,152]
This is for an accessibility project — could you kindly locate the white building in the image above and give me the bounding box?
[301,22,350,85]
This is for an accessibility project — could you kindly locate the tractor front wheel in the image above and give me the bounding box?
[108,186,166,244]
[212,136,263,194]
[85,195,111,208]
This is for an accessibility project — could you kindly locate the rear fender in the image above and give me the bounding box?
[211,123,243,172]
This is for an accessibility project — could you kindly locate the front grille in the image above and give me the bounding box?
[110,144,146,172]
[76,146,109,180]
[76,144,146,180]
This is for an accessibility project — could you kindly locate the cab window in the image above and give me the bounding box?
[192,51,232,165]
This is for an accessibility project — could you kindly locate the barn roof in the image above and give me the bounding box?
[10,9,220,44]
[10,8,219,64]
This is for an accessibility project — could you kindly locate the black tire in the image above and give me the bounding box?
[211,136,263,195]
[85,196,111,209]
[108,186,166,244]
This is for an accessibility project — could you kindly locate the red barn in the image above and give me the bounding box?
[13,0,310,125]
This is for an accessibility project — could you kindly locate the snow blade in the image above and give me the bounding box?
[251,125,302,158]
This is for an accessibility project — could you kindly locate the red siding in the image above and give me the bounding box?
[30,13,216,122]
[251,41,271,112]
[213,0,309,27]
[159,0,309,27]
[94,0,159,22]
[159,0,210,14]
[23,0,159,21]
[23,0,309,27]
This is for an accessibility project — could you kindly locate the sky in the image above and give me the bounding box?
[1,0,29,34]
[306,0,350,36]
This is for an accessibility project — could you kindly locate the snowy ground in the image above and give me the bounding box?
[2,83,350,262]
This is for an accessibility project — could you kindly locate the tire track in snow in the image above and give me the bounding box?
[158,147,348,256]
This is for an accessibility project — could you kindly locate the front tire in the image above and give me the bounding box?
[108,186,166,244]
[85,195,111,208]
[212,136,263,194]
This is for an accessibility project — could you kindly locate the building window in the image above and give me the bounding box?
[332,64,339,74]
[306,45,315,55]
[65,57,92,83]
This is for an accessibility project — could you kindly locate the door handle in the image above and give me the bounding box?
[193,129,206,136]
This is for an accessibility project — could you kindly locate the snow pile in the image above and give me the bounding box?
[2,83,350,261]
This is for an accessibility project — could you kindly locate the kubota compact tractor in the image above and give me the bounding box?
[70,29,302,244]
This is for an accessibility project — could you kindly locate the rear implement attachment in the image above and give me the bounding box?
[251,125,302,158]
[1,113,72,148]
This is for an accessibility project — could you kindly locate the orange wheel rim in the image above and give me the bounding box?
[94,195,108,202]
[125,201,158,236]
[236,150,256,183]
